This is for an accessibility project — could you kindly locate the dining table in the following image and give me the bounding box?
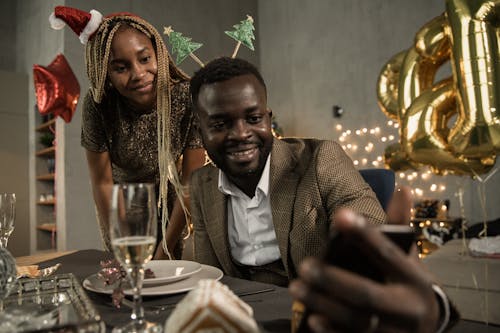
[15,249,500,333]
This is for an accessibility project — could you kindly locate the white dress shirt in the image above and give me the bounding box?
[218,156,281,266]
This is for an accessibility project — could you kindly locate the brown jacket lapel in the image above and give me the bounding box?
[269,139,301,278]
[199,169,241,277]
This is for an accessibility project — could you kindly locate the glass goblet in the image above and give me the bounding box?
[109,183,161,333]
[0,193,16,248]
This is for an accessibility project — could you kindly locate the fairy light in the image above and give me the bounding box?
[333,121,451,202]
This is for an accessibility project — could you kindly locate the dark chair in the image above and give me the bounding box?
[359,168,395,212]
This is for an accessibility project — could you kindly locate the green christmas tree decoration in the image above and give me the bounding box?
[225,15,255,58]
[164,26,204,67]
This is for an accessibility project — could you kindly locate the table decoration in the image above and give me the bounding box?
[164,279,259,333]
[0,273,104,332]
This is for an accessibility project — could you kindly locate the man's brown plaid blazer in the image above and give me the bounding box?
[191,137,386,281]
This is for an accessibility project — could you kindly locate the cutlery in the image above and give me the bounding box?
[129,287,275,314]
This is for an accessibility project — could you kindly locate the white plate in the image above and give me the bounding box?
[143,260,202,286]
[83,264,223,296]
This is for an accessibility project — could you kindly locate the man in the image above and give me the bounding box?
[189,57,457,332]
[189,57,385,286]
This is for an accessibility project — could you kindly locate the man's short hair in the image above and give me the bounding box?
[190,57,267,109]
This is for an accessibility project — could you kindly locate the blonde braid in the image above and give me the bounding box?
[85,15,190,259]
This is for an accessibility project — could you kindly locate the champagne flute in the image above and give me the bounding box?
[109,183,161,333]
[0,193,16,248]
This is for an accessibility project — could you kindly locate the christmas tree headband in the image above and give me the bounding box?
[163,15,255,67]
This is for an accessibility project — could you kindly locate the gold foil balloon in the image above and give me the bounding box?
[376,0,499,176]
[377,50,406,121]
[445,0,500,158]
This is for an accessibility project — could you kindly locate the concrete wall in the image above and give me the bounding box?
[0,70,28,256]
[258,0,500,225]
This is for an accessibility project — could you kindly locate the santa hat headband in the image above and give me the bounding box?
[49,6,103,44]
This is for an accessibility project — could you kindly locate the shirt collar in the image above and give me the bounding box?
[218,154,271,197]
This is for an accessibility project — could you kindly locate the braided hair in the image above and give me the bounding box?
[85,14,189,259]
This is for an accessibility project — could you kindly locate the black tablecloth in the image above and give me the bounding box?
[37,250,292,332]
[36,250,500,333]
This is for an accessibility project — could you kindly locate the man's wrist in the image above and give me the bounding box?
[432,284,450,333]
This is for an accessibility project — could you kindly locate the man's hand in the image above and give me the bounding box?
[289,209,440,333]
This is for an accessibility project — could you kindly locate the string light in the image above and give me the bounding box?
[335,121,450,202]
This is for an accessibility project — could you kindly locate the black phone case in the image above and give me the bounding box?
[296,225,415,333]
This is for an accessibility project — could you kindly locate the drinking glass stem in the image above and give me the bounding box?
[129,266,145,324]
[0,237,7,248]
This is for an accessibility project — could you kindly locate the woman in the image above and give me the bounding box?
[50,6,206,259]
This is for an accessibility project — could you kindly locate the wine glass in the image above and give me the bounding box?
[109,183,161,333]
[0,193,16,248]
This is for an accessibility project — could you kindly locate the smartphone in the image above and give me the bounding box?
[323,223,415,282]
[296,224,415,333]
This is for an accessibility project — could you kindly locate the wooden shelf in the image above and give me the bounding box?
[36,173,55,181]
[36,200,56,205]
[35,114,58,251]
[36,118,56,132]
[37,223,57,233]
[36,146,56,157]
